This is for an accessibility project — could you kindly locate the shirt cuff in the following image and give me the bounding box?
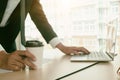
[49,37,61,48]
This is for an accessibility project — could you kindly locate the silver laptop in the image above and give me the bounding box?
[71,25,117,62]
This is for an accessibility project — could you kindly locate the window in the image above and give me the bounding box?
[25,0,120,51]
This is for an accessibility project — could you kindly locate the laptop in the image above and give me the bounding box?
[70,25,117,62]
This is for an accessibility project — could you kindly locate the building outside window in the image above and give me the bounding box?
[25,0,120,52]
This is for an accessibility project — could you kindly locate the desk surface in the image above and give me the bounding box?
[0,49,120,80]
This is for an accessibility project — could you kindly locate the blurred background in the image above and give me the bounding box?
[25,0,120,53]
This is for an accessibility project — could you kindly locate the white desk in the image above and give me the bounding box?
[0,49,120,80]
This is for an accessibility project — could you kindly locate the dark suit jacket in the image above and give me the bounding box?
[0,0,57,53]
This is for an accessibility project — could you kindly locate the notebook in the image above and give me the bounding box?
[70,25,117,62]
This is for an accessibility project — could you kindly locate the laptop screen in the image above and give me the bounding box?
[98,23,117,56]
[105,23,117,58]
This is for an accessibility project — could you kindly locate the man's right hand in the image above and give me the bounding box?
[0,50,37,71]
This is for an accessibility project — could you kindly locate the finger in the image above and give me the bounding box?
[12,61,25,69]
[70,53,75,56]
[8,65,21,71]
[73,51,80,55]
[11,55,24,64]
[70,51,82,55]
[78,47,90,54]
[17,50,36,61]
[78,52,84,55]
[24,58,37,70]
[8,59,25,70]
[69,47,83,55]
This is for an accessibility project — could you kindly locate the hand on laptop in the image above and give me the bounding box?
[56,43,90,55]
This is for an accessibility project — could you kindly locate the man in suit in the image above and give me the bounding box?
[0,0,89,71]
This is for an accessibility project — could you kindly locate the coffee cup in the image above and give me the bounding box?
[25,40,44,69]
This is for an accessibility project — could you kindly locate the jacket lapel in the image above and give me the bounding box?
[0,0,8,23]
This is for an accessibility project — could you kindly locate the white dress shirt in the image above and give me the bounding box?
[0,0,61,48]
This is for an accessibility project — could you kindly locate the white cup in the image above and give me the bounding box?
[25,40,44,69]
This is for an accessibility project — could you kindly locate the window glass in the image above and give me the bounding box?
[25,0,120,52]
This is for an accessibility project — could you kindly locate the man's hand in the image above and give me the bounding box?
[56,43,90,55]
[0,50,37,71]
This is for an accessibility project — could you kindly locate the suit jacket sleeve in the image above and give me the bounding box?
[29,0,57,43]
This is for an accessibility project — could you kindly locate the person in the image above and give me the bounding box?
[0,0,90,71]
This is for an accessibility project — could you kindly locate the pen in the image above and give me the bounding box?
[56,62,100,80]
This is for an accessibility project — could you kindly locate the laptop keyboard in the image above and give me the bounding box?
[87,51,109,60]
